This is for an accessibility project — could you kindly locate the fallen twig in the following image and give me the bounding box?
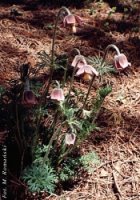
[112,170,122,200]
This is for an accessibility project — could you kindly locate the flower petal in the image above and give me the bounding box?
[71,55,81,67]
[76,67,85,76]
[91,67,99,76]
[119,54,131,68]
[71,55,87,68]
[114,54,131,70]
[22,90,37,106]
[84,65,93,74]
[51,88,65,101]
[65,133,76,145]
[63,14,76,25]
[75,15,83,25]
[79,65,99,76]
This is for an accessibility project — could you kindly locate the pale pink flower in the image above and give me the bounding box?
[114,53,131,71]
[65,133,76,145]
[63,14,82,27]
[50,88,64,101]
[76,65,99,76]
[71,55,87,68]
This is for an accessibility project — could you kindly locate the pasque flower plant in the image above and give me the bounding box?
[63,7,82,33]
[114,53,131,70]
[71,55,87,68]
[71,53,98,82]
[102,44,131,71]
[0,3,132,196]
[18,6,132,195]
[51,88,65,101]
[44,7,82,97]
[50,81,65,101]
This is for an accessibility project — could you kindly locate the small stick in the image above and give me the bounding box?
[112,170,122,200]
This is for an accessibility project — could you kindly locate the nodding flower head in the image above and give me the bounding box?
[50,88,65,101]
[65,133,76,145]
[71,55,87,69]
[76,64,99,77]
[22,91,37,107]
[63,14,82,27]
[22,78,37,107]
[114,53,131,71]
[63,13,82,33]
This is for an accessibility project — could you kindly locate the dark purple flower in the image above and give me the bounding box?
[21,77,37,107]
[22,90,37,107]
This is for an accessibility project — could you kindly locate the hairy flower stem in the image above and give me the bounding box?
[66,61,79,103]
[62,48,81,88]
[98,44,120,82]
[91,87,112,123]
[44,7,71,97]
[92,97,104,123]
[101,44,121,66]
[32,107,42,159]
[49,110,59,131]
[43,122,65,164]
[62,65,68,88]
[15,104,23,155]
[82,75,95,110]
[58,146,73,165]
[72,48,81,55]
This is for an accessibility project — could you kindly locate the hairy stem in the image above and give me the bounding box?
[24,77,30,91]
[62,64,68,88]
[92,97,104,123]
[62,49,81,88]
[82,75,95,110]
[43,122,65,164]
[101,44,121,66]
[32,107,42,159]
[72,48,81,55]
[66,61,79,102]
[44,7,71,97]
[15,104,23,155]
[58,145,73,165]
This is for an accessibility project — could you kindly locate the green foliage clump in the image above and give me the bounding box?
[80,151,100,173]
[2,5,129,196]
[59,158,79,181]
[22,145,58,193]
[87,56,115,76]
[22,163,58,193]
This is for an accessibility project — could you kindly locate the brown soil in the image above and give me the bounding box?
[0,0,140,199]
